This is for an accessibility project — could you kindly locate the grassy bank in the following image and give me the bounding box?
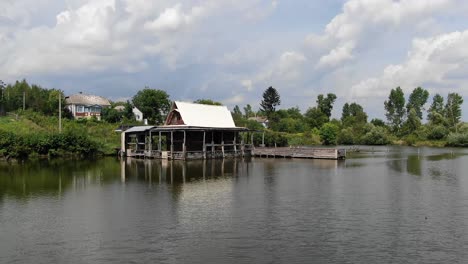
[0,112,120,160]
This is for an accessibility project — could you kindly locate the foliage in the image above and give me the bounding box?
[319,122,339,145]
[446,132,468,147]
[304,106,328,129]
[384,87,406,134]
[427,125,448,140]
[406,87,429,119]
[194,99,222,105]
[285,131,321,146]
[317,93,337,119]
[243,104,255,118]
[252,130,287,147]
[427,94,445,124]
[444,93,463,131]
[402,108,421,135]
[132,88,171,125]
[360,125,391,145]
[370,118,386,127]
[337,128,355,145]
[260,86,281,117]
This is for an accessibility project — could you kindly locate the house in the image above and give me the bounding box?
[248,116,269,128]
[66,93,111,120]
[121,101,253,159]
[132,107,144,122]
[114,105,145,123]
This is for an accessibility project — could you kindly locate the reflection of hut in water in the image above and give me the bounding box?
[121,101,253,160]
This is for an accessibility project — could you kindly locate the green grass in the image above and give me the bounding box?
[0,113,121,157]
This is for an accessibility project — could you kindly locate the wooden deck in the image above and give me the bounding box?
[253,147,346,160]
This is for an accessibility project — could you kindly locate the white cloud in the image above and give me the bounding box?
[351,30,468,98]
[308,0,453,68]
[144,4,205,33]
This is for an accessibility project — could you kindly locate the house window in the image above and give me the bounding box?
[76,105,84,113]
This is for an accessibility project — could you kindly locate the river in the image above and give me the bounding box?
[1,146,468,263]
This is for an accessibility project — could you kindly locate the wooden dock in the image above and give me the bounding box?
[253,147,346,160]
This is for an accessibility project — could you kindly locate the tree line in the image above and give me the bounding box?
[1,79,466,147]
[231,86,466,147]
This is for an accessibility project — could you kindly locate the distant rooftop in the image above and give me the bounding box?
[66,93,111,106]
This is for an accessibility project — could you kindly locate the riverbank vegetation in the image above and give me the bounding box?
[0,79,466,160]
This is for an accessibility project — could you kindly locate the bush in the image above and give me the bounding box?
[360,126,391,145]
[446,132,468,147]
[319,123,339,145]
[253,130,288,147]
[337,128,355,145]
[427,125,448,140]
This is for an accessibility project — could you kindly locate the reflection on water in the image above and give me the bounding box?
[1,147,468,264]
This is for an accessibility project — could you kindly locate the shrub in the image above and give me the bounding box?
[360,126,391,145]
[337,128,355,145]
[427,125,448,140]
[319,123,339,145]
[447,132,468,147]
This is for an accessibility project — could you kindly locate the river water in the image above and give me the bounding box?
[1,146,468,263]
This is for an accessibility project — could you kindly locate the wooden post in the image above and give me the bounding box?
[203,130,206,159]
[211,131,214,156]
[183,130,186,160]
[234,133,237,155]
[221,131,225,158]
[158,131,162,151]
[170,131,174,159]
[251,133,254,149]
[148,131,152,156]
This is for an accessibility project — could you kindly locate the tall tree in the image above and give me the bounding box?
[305,107,328,129]
[316,93,337,119]
[260,86,280,117]
[384,87,406,134]
[341,102,367,127]
[444,93,464,131]
[406,87,429,119]
[132,88,171,124]
[243,104,254,118]
[427,94,445,123]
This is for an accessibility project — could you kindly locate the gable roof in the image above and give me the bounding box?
[165,101,236,128]
[66,93,111,106]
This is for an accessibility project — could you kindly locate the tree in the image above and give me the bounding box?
[243,104,255,118]
[427,94,445,124]
[444,93,463,131]
[132,88,171,124]
[194,99,222,105]
[305,107,328,129]
[384,87,406,134]
[406,87,429,119]
[403,108,421,135]
[341,102,367,127]
[317,93,337,119]
[260,86,280,117]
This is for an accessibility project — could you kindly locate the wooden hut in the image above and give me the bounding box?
[121,101,253,160]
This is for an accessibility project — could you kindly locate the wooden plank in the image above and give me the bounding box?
[253,147,345,160]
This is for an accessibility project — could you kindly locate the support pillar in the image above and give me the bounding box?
[203,131,206,159]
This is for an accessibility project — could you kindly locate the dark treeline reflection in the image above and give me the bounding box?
[122,158,253,184]
[0,158,121,200]
[0,157,255,201]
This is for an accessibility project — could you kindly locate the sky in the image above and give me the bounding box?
[1,0,468,120]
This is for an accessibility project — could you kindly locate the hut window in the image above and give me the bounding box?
[76,105,84,113]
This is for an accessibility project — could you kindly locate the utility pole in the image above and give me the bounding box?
[23,91,25,111]
[59,93,62,133]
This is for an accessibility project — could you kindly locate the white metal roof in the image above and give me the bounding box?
[124,126,155,133]
[170,101,236,128]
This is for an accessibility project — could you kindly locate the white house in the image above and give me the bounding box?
[133,107,144,122]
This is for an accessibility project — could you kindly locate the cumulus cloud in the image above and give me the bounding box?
[307,0,453,68]
[351,30,468,98]
[0,0,276,81]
